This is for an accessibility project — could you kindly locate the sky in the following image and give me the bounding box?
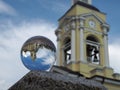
[0,0,120,89]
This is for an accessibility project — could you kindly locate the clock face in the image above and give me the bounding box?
[89,20,95,28]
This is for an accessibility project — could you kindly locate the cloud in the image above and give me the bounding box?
[0,80,6,90]
[0,19,56,89]
[0,0,16,15]
[109,41,120,73]
[0,18,120,90]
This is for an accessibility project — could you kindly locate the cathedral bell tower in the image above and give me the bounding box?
[55,0,116,79]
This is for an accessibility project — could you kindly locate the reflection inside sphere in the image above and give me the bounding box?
[21,36,56,71]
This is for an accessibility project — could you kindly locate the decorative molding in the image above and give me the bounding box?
[80,13,106,24]
[61,32,71,43]
[113,73,120,79]
[90,68,104,74]
[79,26,84,29]
[55,29,62,41]
[55,29,62,36]
[66,60,81,65]
[80,16,86,21]
[64,24,70,32]
[79,17,85,28]
[85,28,103,35]
[102,23,110,32]
[103,66,113,70]
[71,18,76,30]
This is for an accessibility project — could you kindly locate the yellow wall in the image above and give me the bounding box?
[59,3,109,77]
[104,83,120,90]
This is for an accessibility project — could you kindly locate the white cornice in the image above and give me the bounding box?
[85,28,103,35]
[80,13,106,24]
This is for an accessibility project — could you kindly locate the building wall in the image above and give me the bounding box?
[104,83,120,90]
[56,2,120,90]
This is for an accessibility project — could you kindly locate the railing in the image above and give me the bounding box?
[63,42,71,49]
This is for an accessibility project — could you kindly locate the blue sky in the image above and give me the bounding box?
[0,0,120,89]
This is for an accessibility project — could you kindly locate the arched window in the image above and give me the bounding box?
[63,38,71,64]
[86,35,100,64]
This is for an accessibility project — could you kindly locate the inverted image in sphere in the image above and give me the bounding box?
[21,36,56,71]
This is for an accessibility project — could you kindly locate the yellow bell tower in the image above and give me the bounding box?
[55,1,120,89]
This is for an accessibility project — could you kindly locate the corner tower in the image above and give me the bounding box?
[55,0,120,83]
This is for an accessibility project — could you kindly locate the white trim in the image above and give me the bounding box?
[102,23,110,32]
[79,17,85,62]
[80,13,105,24]
[62,48,65,65]
[80,28,85,62]
[103,28,109,67]
[63,42,71,49]
[86,40,100,46]
[85,28,103,35]
[71,29,76,61]
[56,41,60,65]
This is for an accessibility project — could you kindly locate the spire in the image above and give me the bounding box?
[71,0,92,5]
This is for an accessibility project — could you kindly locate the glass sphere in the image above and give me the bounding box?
[21,36,56,71]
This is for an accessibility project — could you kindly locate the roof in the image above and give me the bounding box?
[76,1,100,12]
[59,1,100,21]
[89,75,120,85]
[9,71,107,90]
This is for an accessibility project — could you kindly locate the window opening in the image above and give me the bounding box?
[64,38,71,64]
[86,36,100,64]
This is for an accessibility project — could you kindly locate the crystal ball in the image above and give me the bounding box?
[21,36,56,71]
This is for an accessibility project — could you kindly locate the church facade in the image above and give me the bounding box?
[55,0,120,90]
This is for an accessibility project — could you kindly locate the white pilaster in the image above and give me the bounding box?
[103,24,110,67]
[55,29,61,66]
[79,17,85,62]
[80,28,84,62]
[71,19,76,62]
[56,40,60,65]
[71,29,76,62]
